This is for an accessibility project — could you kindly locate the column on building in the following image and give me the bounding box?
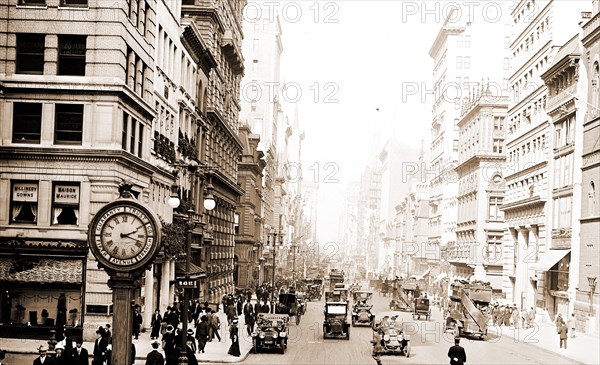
[143,265,154,330]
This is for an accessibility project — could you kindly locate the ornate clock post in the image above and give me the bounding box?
[88,184,162,365]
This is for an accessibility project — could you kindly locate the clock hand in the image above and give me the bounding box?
[120,230,138,238]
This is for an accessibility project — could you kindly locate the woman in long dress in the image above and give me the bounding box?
[227,318,241,357]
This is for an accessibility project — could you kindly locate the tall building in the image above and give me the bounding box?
[0,0,246,340]
[454,84,509,296]
[183,0,247,305]
[429,2,511,288]
[503,0,588,313]
[579,0,600,334]
[234,124,265,289]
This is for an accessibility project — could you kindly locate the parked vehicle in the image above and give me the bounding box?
[251,313,289,354]
[323,302,350,340]
[372,321,411,357]
[389,277,424,312]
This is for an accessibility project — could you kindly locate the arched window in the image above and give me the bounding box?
[589,181,597,216]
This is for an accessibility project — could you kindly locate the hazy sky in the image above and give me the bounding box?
[263,1,447,244]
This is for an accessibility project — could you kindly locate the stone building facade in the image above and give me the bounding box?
[579,0,600,334]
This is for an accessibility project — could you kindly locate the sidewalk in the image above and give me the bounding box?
[0,305,255,364]
[487,321,600,365]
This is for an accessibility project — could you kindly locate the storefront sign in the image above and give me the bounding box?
[54,185,80,204]
[12,183,38,202]
[176,279,198,288]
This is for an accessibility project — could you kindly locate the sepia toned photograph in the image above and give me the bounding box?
[0,0,599,364]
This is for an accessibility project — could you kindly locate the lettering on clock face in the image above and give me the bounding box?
[99,213,149,260]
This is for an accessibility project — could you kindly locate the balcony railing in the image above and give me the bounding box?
[583,12,600,41]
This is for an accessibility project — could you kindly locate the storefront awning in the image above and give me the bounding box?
[530,249,570,271]
[414,268,431,281]
[432,272,447,284]
[0,257,83,284]
[175,261,206,279]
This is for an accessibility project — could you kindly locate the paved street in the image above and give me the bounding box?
[244,288,585,365]
[2,285,598,364]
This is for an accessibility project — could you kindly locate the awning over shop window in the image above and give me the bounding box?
[530,249,570,272]
[175,261,206,279]
[0,257,83,284]
[432,272,447,284]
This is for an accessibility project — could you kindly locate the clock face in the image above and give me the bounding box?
[90,203,158,268]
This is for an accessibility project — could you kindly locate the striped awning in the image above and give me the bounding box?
[0,257,83,284]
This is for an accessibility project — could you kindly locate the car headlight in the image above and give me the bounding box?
[259,332,265,339]
[383,334,390,341]
[277,326,282,331]
[251,332,257,337]
[279,332,287,337]
[352,312,357,316]
[272,332,278,339]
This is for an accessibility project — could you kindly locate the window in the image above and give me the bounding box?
[457,35,463,48]
[493,138,503,153]
[52,183,80,225]
[11,181,38,224]
[464,56,470,69]
[61,0,87,6]
[589,182,597,216]
[18,0,45,5]
[486,235,502,262]
[122,111,128,150]
[252,38,259,51]
[58,35,86,76]
[122,112,144,157]
[55,104,83,144]
[504,36,510,49]
[488,196,504,221]
[251,102,256,112]
[453,139,459,152]
[252,59,258,72]
[503,57,510,70]
[12,102,42,143]
[494,117,504,130]
[16,34,45,74]
[456,56,462,69]
[464,35,471,48]
[234,213,240,234]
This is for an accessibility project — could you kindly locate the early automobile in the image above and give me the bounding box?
[275,293,301,325]
[372,320,410,357]
[412,297,431,320]
[323,302,350,340]
[251,313,289,354]
[352,291,375,327]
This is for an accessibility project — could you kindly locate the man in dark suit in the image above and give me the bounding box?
[67,338,89,365]
[447,338,467,365]
[33,346,57,365]
[145,341,164,365]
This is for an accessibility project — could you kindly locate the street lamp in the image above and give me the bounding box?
[269,229,283,313]
[168,185,215,365]
[588,276,597,316]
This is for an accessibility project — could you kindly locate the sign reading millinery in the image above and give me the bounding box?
[54,185,80,204]
[88,198,162,273]
[13,183,38,202]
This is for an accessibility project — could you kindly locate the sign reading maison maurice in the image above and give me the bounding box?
[54,185,80,204]
[12,183,38,202]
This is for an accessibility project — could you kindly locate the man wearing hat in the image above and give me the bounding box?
[53,344,67,365]
[186,328,197,353]
[447,337,467,365]
[33,346,57,365]
[145,342,164,365]
[66,338,89,365]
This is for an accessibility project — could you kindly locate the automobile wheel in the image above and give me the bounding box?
[352,318,356,326]
[252,339,257,354]
[296,314,300,325]
[405,341,411,357]
[346,326,351,340]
